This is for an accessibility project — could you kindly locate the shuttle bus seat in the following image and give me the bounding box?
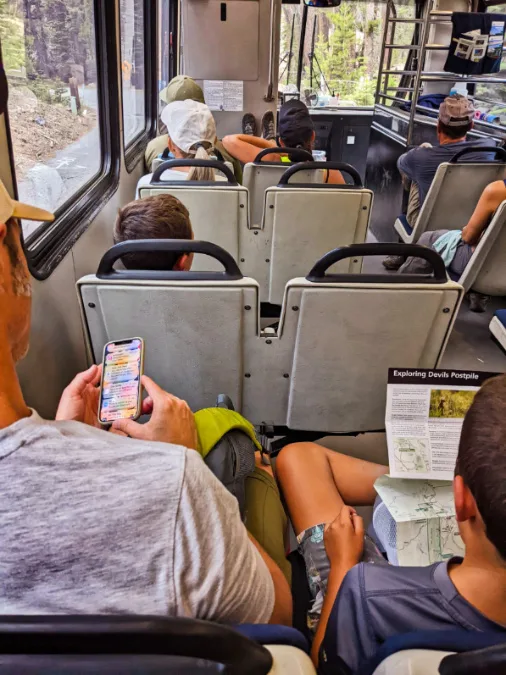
[268,244,463,434]
[137,160,248,272]
[244,162,372,305]
[353,629,506,675]
[394,146,506,244]
[151,155,234,175]
[77,240,259,414]
[0,615,316,674]
[457,200,506,295]
[490,309,506,352]
[242,147,315,230]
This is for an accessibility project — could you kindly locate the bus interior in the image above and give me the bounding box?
[1,0,506,670]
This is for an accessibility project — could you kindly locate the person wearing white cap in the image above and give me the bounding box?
[137,99,226,196]
[0,177,291,624]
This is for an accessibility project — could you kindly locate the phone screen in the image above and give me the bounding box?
[98,338,143,424]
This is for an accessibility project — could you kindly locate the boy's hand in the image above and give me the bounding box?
[324,506,364,570]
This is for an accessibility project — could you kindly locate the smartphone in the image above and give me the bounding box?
[98,337,144,424]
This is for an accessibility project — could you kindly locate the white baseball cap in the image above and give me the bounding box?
[0,179,54,224]
[160,99,216,153]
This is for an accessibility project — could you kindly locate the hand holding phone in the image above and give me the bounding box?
[111,375,198,450]
[98,338,144,424]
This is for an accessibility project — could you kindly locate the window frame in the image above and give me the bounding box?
[121,0,158,172]
[3,0,121,280]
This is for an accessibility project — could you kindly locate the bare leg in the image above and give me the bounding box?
[276,442,388,535]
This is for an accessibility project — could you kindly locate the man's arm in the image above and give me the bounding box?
[311,506,364,665]
[397,148,418,186]
[461,180,506,245]
[249,533,292,625]
[222,135,277,163]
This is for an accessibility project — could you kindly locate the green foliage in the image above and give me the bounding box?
[429,390,477,419]
[0,0,25,70]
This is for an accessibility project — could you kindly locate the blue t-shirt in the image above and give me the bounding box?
[321,557,506,674]
[397,139,496,206]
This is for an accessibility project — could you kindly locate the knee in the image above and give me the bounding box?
[276,442,322,482]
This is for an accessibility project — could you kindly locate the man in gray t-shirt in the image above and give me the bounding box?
[0,181,291,625]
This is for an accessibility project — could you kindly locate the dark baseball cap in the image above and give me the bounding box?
[278,99,314,147]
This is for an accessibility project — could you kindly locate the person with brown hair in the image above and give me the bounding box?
[276,375,506,671]
[113,194,194,271]
[0,180,292,625]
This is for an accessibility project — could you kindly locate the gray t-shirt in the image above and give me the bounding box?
[397,139,495,206]
[0,412,274,621]
[321,558,506,673]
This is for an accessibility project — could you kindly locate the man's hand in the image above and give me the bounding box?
[112,375,198,449]
[324,506,364,570]
[56,364,102,428]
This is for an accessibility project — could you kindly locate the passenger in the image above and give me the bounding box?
[384,95,495,271]
[0,180,292,624]
[145,75,242,181]
[276,375,506,671]
[137,100,228,196]
[114,194,194,271]
[398,178,506,312]
[113,194,292,583]
[222,100,346,185]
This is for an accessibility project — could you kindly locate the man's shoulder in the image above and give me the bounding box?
[358,560,440,596]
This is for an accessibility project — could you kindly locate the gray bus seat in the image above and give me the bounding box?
[371,650,453,675]
[0,615,316,674]
[394,146,506,244]
[265,244,463,433]
[137,160,248,272]
[458,200,506,295]
[78,240,259,414]
[242,147,316,230]
[243,162,372,305]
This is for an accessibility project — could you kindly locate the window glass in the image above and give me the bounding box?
[473,4,506,127]
[279,5,303,96]
[158,0,171,122]
[1,0,101,239]
[120,0,145,145]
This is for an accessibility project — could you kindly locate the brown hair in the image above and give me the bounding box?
[438,119,472,140]
[113,194,193,270]
[456,375,506,559]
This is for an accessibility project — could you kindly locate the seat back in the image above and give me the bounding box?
[279,244,463,432]
[137,160,248,272]
[78,240,259,413]
[242,147,318,229]
[410,146,506,244]
[250,162,372,304]
[459,200,506,295]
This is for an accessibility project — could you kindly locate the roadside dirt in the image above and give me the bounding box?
[7,85,98,179]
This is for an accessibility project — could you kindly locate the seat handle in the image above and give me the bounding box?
[96,240,243,281]
[0,616,273,674]
[278,161,362,187]
[253,146,313,163]
[307,243,448,284]
[449,146,506,163]
[151,159,238,185]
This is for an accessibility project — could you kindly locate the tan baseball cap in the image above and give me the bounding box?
[0,180,54,224]
[438,95,475,127]
[159,75,205,105]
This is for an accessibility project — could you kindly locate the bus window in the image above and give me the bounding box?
[279,5,303,94]
[120,0,145,146]
[0,0,101,239]
[158,0,171,124]
[281,0,415,109]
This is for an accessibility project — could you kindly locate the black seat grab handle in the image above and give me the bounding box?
[97,240,243,281]
[254,146,313,163]
[449,146,506,163]
[279,161,362,186]
[307,243,448,284]
[0,615,273,675]
[151,159,237,185]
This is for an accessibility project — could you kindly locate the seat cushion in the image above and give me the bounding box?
[495,309,506,328]
[398,214,413,236]
[234,624,309,653]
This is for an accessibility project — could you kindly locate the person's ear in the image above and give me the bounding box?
[0,221,7,244]
[311,130,316,143]
[279,138,286,148]
[454,475,478,523]
[167,136,175,153]
[173,254,189,271]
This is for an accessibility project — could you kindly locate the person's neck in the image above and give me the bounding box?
[449,547,506,626]
[439,135,466,146]
[0,330,30,430]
